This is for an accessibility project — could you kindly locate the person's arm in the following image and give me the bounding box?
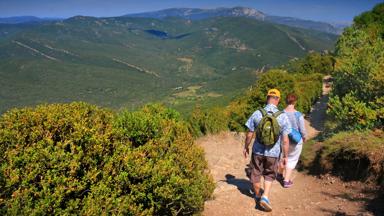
[243,110,260,158]
[282,114,292,164]
[282,134,289,164]
[243,131,254,158]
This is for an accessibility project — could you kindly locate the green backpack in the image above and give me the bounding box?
[255,109,283,147]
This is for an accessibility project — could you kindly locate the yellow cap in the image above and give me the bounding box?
[267,89,281,98]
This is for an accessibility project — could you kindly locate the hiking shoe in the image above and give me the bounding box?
[283,180,293,188]
[276,173,284,182]
[260,197,272,212]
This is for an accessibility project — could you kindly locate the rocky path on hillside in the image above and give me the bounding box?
[198,78,379,216]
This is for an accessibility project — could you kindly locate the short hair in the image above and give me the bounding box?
[286,93,298,105]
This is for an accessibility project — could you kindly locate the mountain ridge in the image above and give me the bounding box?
[0,16,61,24]
[0,7,347,34]
[125,6,346,35]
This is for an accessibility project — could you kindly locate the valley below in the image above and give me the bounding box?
[0,13,336,114]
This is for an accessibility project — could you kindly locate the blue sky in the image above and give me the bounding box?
[0,0,381,23]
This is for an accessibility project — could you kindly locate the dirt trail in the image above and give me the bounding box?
[198,78,376,215]
[305,75,331,140]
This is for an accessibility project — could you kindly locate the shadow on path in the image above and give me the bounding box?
[223,174,253,198]
[223,173,270,212]
[366,191,384,216]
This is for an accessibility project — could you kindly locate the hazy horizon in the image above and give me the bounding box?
[0,0,382,23]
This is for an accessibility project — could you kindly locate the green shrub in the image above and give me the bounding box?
[329,3,384,129]
[294,73,323,113]
[0,102,115,215]
[113,104,214,215]
[114,104,181,147]
[284,52,335,75]
[353,3,384,38]
[0,102,214,215]
[328,93,378,130]
[188,106,229,137]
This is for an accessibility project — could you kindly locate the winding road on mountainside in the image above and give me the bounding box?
[198,77,380,216]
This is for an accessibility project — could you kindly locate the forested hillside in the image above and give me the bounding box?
[0,16,336,113]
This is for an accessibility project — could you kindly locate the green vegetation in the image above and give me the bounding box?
[187,105,229,137]
[300,4,384,188]
[301,130,384,186]
[328,3,384,130]
[0,16,336,114]
[0,102,214,215]
[282,51,335,75]
[353,3,384,37]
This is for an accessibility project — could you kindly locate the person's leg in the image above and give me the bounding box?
[277,158,285,182]
[262,156,278,198]
[259,156,278,212]
[262,179,273,198]
[253,182,262,197]
[250,154,264,199]
[284,144,303,184]
[284,167,294,181]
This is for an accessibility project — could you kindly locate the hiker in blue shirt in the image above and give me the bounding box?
[277,93,307,188]
[243,89,291,212]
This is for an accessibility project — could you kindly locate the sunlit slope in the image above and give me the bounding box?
[0,16,336,113]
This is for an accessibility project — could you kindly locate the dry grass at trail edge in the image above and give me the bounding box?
[301,129,384,186]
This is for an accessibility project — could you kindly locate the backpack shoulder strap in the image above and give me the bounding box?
[259,108,267,117]
[272,110,283,118]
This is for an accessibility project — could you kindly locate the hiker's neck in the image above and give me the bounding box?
[285,104,295,111]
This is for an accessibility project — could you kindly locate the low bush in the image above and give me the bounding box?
[328,93,378,130]
[293,73,323,113]
[301,130,384,186]
[188,105,229,137]
[283,52,335,75]
[0,102,214,215]
[0,102,115,215]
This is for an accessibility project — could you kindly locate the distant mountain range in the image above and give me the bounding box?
[127,7,266,20]
[126,7,348,35]
[0,16,61,24]
[1,7,349,34]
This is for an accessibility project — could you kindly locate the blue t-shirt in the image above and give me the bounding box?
[245,104,291,158]
[284,110,307,145]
